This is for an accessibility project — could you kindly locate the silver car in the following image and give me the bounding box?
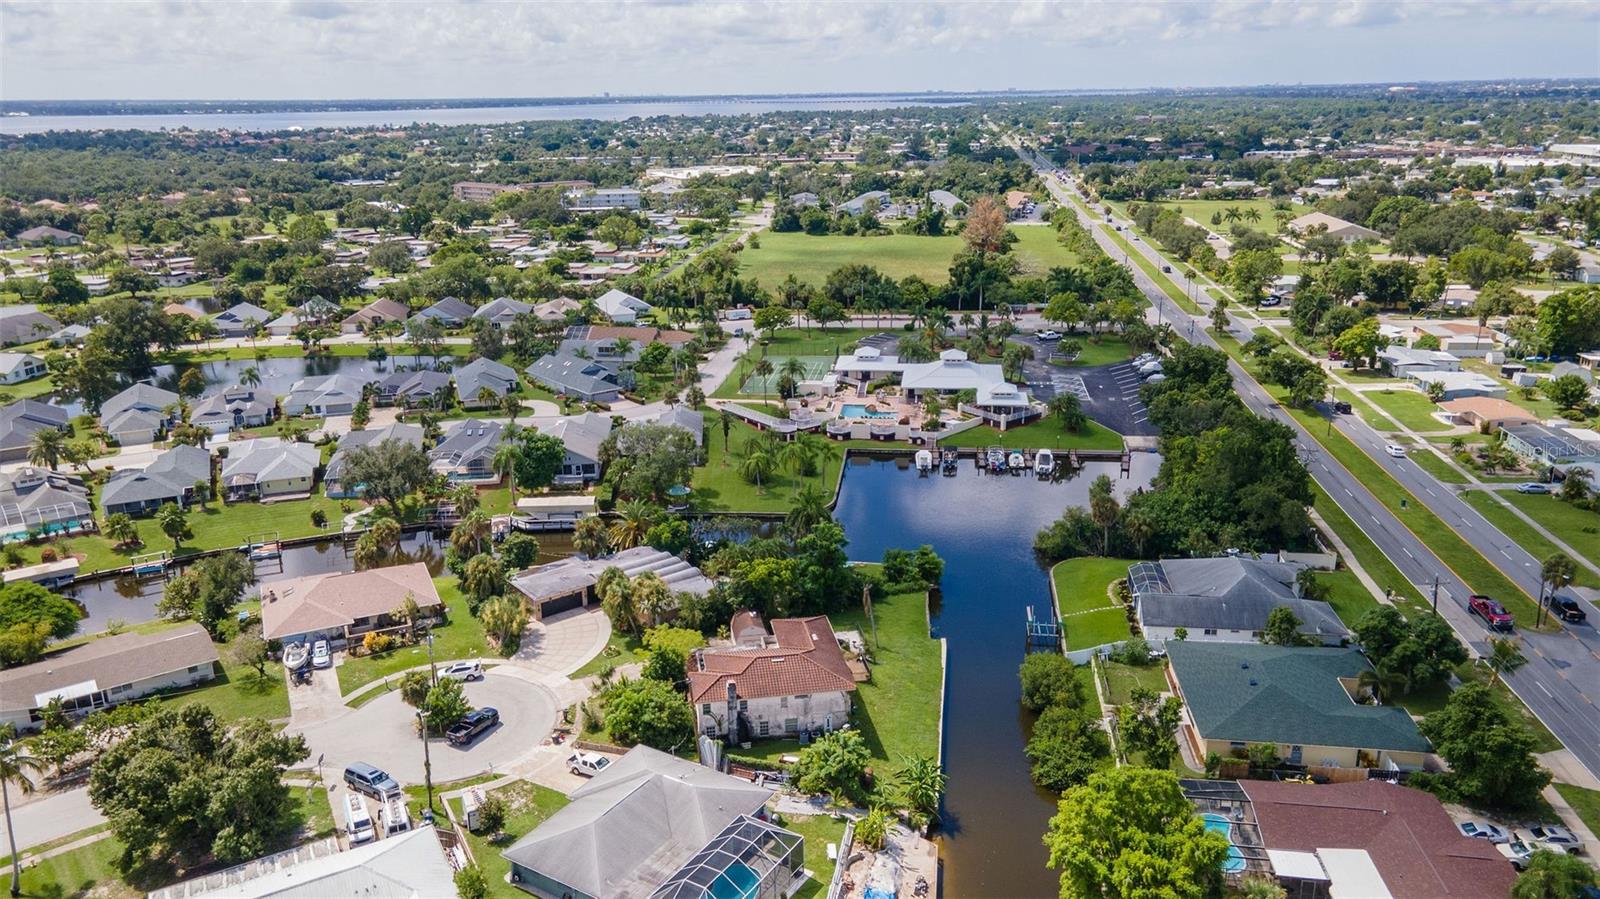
[1458,820,1509,844]
[1519,824,1583,854]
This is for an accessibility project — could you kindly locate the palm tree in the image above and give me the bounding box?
[573,516,611,558]
[752,358,774,406]
[239,365,262,389]
[630,571,672,628]
[609,500,656,550]
[500,393,522,423]
[1485,636,1528,686]
[1223,206,1243,224]
[779,356,808,392]
[787,485,831,536]
[718,408,735,455]
[492,442,522,505]
[2,724,43,898]
[449,510,491,558]
[479,595,527,649]
[1244,207,1262,224]
[740,448,775,493]
[103,512,140,549]
[1356,665,1409,703]
[600,574,638,633]
[1539,552,1578,627]
[476,386,498,410]
[449,483,480,517]
[27,428,64,470]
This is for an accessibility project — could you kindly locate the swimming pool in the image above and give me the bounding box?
[839,403,897,419]
[1203,813,1247,873]
[706,861,762,899]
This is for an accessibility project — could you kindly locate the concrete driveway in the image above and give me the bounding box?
[294,671,557,786]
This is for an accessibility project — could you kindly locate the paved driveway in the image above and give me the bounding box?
[293,671,557,786]
[511,606,610,678]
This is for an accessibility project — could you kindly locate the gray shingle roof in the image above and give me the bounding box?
[418,296,476,325]
[102,444,211,509]
[102,382,179,420]
[538,412,612,465]
[525,352,621,399]
[453,357,519,402]
[1167,641,1432,753]
[0,400,69,452]
[0,622,217,715]
[1138,593,1350,640]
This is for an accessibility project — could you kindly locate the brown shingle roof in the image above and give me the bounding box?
[581,325,692,346]
[1242,780,1516,899]
[260,562,441,640]
[687,616,857,704]
[0,622,217,713]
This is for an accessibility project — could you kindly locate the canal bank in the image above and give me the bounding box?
[832,451,1158,897]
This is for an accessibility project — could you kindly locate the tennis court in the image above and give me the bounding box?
[736,354,836,396]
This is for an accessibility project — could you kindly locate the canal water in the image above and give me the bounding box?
[65,530,576,631]
[833,453,1159,898]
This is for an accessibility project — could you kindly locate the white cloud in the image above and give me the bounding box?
[2,0,1596,99]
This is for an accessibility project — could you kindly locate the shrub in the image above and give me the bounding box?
[856,808,889,850]
[362,631,393,655]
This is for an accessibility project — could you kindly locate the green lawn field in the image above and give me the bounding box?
[1359,388,1450,432]
[738,225,1078,286]
[938,416,1123,451]
[1461,490,1600,588]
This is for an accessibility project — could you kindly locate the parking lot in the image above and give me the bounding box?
[1013,335,1159,437]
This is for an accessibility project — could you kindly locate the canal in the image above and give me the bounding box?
[833,453,1159,898]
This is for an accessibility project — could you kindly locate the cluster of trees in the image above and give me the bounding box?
[1018,653,1109,792]
[0,582,82,667]
[1036,345,1314,562]
[1417,683,1552,812]
[1351,606,1470,699]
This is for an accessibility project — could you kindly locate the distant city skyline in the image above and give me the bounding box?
[3,0,1598,101]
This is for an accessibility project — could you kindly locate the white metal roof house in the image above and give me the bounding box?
[454,357,521,407]
[0,353,46,385]
[1378,346,1461,377]
[594,288,653,325]
[148,827,457,899]
[220,438,319,502]
[281,374,369,416]
[430,419,505,483]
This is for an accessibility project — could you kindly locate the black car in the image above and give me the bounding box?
[1548,595,1588,623]
[446,707,500,746]
[1332,401,1353,415]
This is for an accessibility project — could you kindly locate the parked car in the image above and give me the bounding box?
[1520,824,1584,854]
[1458,821,1510,843]
[1036,330,1062,341]
[344,762,401,799]
[1515,482,1551,494]
[1161,264,1172,273]
[311,640,332,669]
[1497,838,1537,870]
[1547,595,1588,624]
[1142,373,1166,384]
[1384,444,1407,458]
[1332,401,1354,415]
[446,707,500,746]
[1133,353,1158,367]
[569,750,613,778]
[441,661,484,682]
[1260,295,1283,307]
[1469,595,1515,631]
[1138,361,1163,376]
[344,792,375,845]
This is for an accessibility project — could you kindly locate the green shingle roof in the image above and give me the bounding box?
[1167,642,1432,753]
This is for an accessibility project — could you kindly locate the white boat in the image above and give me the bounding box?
[282,642,308,669]
[986,446,1007,469]
[1008,451,1027,471]
[1035,449,1055,477]
[914,449,934,471]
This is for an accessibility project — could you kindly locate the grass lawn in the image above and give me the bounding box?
[1554,783,1600,840]
[1309,482,1432,619]
[693,418,845,514]
[778,813,849,899]
[287,783,339,840]
[165,653,291,722]
[1360,388,1449,432]
[9,836,139,899]
[1051,334,1134,367]
[739,227,1077,286]
[713,328,886,399]
[450,780,569,899]
[731,582,942,766]
[1461,491,1600,589]
[1390,663,1563,751]
[937,416,1123,451]
[1407,447,1471,485]
[1312,569,1382,629]
[1145,198,1288,235]
[1065,608,1133,651]
[1100,660,1170,706]
[337,578,491,696]
[1051,557,1130,616]
[1494,492,1600,571]
[569,630,645,679]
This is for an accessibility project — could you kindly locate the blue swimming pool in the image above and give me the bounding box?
[839,403,896,419]
[1204,813,1247,873]
[707,861,762,899]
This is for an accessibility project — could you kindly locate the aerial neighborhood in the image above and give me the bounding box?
[0,30,1599,899]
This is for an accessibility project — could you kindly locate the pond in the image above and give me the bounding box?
[832,452,1159,898]
[48,353,445,417]
[65,530,577,631]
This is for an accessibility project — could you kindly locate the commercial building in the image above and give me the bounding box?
[1287,211,1381,243]
[563,187,642,212]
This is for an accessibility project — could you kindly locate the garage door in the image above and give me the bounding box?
[539,591,584,618]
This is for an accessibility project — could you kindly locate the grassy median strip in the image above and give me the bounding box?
[1310,482,1431,618]
[1461,491,1600,589]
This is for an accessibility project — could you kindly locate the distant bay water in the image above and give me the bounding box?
[0,94,973,135]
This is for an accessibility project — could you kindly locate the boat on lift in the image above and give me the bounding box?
[986,446,1007,470]
[941,451,959,476]
[1008,451,1027,473]
[1035,448,1055,477]
[914,449,934,473]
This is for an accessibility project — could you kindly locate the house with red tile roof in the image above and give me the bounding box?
[688,614,858,743]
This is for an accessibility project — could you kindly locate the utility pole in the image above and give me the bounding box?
[1431,576,1440,615]
[862,584,879,651]
[416,710,433,814]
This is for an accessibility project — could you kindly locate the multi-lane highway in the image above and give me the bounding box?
[1013,143,1600,779]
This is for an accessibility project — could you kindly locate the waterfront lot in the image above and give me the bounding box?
[693,417,847,514]
[1051,557,1135,651]
[937,415,1123,451]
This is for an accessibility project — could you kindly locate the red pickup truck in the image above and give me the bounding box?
[1469,595,1515,631]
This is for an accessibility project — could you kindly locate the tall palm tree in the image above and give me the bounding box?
[27,428,64,471]
[786,485,831,535]
[779,356,808,392]
[449,483,480,517]
[1485,636,1528,686]
[573,516,611,558]
[449,509,491,558]
[718,408,735,455]
[1243,207,1262,224]
[740,448,775,493]
[1,725,43,898]
[609,500,656,550]
[1539,553,1578,627]
[239,365,262,389]
[492,442,522,504]
[752,358,774,406]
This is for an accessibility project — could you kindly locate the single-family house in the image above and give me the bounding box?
[281,374,369,416]
[429,419,504,483]
[501,746,801,899]
[1438,284,1478,312]
[1287,212,1381,243]
[415,296,477,328]
[1127,558,1351,646]
[593,288,652,325]
[524,352,623,403]
[789,191,820,208]
[264,310,303,337]
[1578,350,1600,372]
[1500,422,1600,466]
[102,382,179,426]
[0,354,45,385]
[531,296,584,322]
[340,297,410,334]
[0,623,217,732]
[190,386,275,433]
[101,444,213,517]
[454,357,520,407]
[1378,346,1461,378]
[472,296,532,329]
[1437,397,1536,433]
[536,412,612,485]
[324,422,424,498]
[47,324,91,347]
[212,303,273,338]
[1004,190,1032,217]
[689,613,858,742]
[374,369,453,408]
[1407,370,1505,401]
[510,546,713,620]
[1166,641,1433,770]
[839,191,887,216]
[149,827,458,899]
[259,562,443,644]
[15,226,82,247]
[928,189,964,215]
[219,438,319,502]
[0,400,71,464]
[650,406,704,447]
[0,467,93,540]
[0,305,62,346]
[103,407,168,446]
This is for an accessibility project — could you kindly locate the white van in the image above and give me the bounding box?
[345,792,376,845]
[379,794,410,837]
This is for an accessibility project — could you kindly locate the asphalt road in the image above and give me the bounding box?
[1016,146,1600,779]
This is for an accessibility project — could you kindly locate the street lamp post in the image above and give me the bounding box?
[425,630,436,687]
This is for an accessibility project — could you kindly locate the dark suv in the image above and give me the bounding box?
[446,707,500,746]
[1548,595,1588,623]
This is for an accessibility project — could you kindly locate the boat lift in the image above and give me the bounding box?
[245,531,283,575]
[1025,604,1063,654]
[129,550,172,580]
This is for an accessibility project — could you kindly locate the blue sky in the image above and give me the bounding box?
[2,0,1597,100]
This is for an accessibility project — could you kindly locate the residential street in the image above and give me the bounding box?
[1016,146,1600,780]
